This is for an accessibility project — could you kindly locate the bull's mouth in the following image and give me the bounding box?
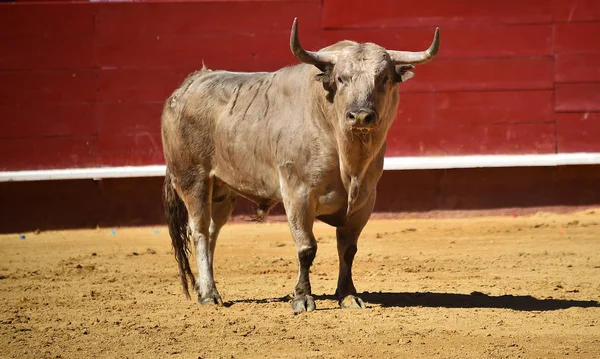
[351,127,373,134]
[347,124,376,134]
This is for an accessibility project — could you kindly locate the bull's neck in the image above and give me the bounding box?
[336,127,386,214]
[308,74,388,215]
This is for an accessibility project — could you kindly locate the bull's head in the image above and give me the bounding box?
[290,18,439,135]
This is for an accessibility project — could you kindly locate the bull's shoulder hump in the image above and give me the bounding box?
[319,40,358,52]
[202,70,272,79]
[194,70,274,88]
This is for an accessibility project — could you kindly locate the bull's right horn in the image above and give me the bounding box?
[388,27,440,65]
[290,18,337,69]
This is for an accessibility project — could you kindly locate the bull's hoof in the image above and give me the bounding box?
[198,294,223,306]
[292,294,316,312]
[340,295,365,309]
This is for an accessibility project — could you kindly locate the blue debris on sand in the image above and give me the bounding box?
[111,230,116,235]
[154,229,159,234]
[19,235,26,240]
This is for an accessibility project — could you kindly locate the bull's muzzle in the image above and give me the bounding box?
[346,109,378,131]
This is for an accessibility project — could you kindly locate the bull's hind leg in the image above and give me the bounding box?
[335,191,376,309]
[207,179,237,279]
[180,176,223,305]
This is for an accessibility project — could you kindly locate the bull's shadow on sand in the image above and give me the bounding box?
[229,291,600,311]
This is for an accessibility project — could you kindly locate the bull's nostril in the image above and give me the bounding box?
[347,110,377,125]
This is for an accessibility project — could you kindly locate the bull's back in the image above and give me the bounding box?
[216,67,317,201]
[167,67,315,203]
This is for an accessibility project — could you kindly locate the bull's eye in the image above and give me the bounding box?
[382,75,389,85]
[337,76,343,85]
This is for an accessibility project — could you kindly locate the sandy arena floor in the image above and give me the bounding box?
[1,210,600,358]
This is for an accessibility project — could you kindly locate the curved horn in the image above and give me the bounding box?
[290,18,337,68]
[388,27,440,65]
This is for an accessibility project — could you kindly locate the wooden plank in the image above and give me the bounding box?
[94,30,320,71]
[395,91,554,126]
[385,123,556,156]
[557,112,600,152]
[96,69,192,102]
[96,1,320,36]
[553,0,600,22]
[555,53,600,83]
[554,23,600,53]
[0,103,95,138]
[322,24,553,59]
[0,3,95,35]
[0,33,95,70]
[556,83,600,112]
[395,93,436,125]
[96,102,163,136]
[98,132,164,166]
[0,137,98,171]
[322,0,553,29]
[0,70,96,104]
[431,91,554,124]
[399,58,554,92]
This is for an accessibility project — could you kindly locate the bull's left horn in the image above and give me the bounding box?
[388,27,440,65]
[290,18,337,69]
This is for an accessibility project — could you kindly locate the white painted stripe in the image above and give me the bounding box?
[0,153,599,182]
[383,153,600,170]
[0,165,167,182]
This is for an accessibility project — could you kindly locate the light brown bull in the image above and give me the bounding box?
[161,18,440,312]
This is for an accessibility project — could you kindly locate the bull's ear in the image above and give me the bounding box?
[313,69,335,92]
[313,69,336,102]
[394,64,415,83]
[313,72,331,83]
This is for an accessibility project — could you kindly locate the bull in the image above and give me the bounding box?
[161,18,440,312]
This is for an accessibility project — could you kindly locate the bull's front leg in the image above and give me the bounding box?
[293,242,317,312]
[335,190,376,309]
[335,226,365,309]
[282,188,318,312]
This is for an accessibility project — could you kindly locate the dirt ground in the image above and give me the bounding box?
[1,210,599,359]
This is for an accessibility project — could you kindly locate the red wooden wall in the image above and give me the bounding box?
[1,0,599,171]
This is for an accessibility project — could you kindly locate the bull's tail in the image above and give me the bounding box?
[162,171,196,299]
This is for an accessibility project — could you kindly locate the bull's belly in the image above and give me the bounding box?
[215,169,348,213]
[213,164,368,222]
[213,166,282,204]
